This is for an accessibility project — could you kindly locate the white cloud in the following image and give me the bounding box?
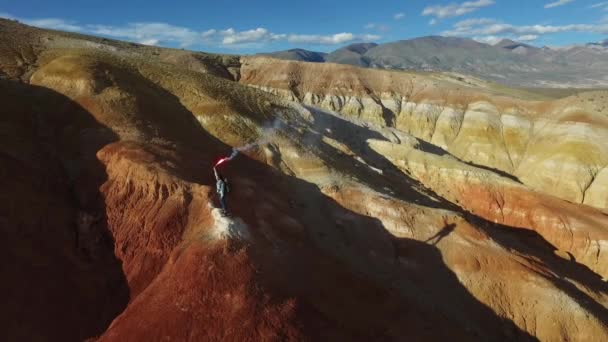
[590,2,608,9]
[362,34,382,41]
[473,35,503,44]
[0,12,82,32]
[544,0,575,9]
[429,19,438,25]
[217,29,378,46]
[1,13,83,32]
[394,12,405,20]
[220,27,286,45]
[364,23,390,32]
[1,12,379,48]
[454,18,496,28]
[0,12,15,20]
[422,0,495,20]
[94,24,378,47]
[288,33,354,44]
[140,38,160,46]
[287,33,379,45]
[473,34,537,44]
[202,29,217,39]
[26,18,83,32]
[444,18,608,37]
[88,22,201,47]
[517,34,539,41]
[444,18,608,45]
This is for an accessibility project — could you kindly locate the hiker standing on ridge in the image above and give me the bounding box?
[213,166,229,215]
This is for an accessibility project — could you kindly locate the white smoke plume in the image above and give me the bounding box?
[233,117,284,154]
[217,117,284,166]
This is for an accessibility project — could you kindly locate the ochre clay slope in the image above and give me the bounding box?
[239,56,608,209]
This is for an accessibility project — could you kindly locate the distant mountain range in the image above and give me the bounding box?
[587,39,608,48]
[258,36,608,88]
[258,48,327,63]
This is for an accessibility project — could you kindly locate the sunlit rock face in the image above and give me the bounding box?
[240,56,608,209]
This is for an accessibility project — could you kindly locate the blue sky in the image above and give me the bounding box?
[1,0,607,53]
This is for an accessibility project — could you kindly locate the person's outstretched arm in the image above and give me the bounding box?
[213,167,220,181]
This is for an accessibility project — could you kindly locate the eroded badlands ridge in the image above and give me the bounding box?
[239,57,608,209]
[2,19,608,341]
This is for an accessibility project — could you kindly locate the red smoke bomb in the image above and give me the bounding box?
[214,149,239,167]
